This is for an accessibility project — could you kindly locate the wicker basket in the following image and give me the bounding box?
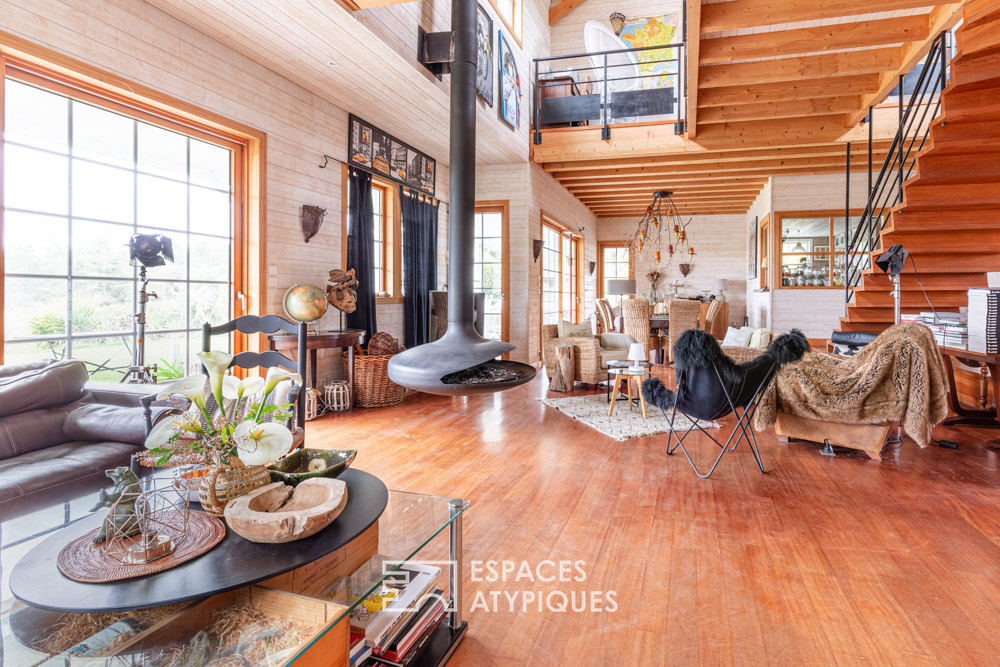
[198,458,271,516]
[343,349,405,408]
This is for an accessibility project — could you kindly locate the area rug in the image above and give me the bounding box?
[541,394,719,441]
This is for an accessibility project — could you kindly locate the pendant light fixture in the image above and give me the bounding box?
[628,190,694,271]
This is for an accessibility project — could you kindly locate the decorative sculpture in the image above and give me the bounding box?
[91,467,142,544]
[301,205,327,243]
[327,268,359,314]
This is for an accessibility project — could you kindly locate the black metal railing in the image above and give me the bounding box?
[844,30,954,305]
[531,41,686,143]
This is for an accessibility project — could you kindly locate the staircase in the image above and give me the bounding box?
[841,0,1000,332]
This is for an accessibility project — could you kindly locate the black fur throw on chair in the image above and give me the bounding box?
[642,328,809,422]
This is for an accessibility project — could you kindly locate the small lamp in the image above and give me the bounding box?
[628,342,645,367]
[713,278,729,303]
[607,279,637,298]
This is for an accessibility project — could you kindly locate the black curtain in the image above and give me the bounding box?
[346,168,377,342]
[401,187,439,348]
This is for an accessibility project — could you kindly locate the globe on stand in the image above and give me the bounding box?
[283,284,328,332]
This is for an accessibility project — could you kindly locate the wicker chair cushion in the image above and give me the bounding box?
[599,349,630,369]
[557,320,594,338]
[599,332,634,350]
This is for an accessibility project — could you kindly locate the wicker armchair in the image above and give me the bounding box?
[542,325,630,385]
[595,298,616,333]
[667,299,702,363]
[622,299,658,358]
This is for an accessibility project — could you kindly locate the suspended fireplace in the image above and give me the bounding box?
[388,0,535,396]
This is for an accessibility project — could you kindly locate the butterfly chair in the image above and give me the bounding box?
[203,314,307,448]
[642,328,809,478]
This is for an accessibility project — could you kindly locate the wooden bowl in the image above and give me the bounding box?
[224,479,348,543]
[267,448,357,486]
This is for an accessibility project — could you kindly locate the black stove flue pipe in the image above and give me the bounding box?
[387,0,535,395]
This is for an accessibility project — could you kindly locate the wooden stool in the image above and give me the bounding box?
[549,344,575,392]
[608,373,648,419]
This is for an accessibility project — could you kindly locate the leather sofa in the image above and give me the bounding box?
[0,359,170,522]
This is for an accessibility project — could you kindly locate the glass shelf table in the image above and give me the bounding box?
[0,484,468,666]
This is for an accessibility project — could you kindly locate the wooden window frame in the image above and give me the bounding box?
[774,210,863,290]
[596,241,635,299]
[487,0,523,47]
[340,166,403,305]
[540,212,583,327]
[475,200,510,344]
[0,39,265,365]
[759,214,770,290]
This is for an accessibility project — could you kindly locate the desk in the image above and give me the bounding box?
[940,347,1000,446]
[269,329,365,405]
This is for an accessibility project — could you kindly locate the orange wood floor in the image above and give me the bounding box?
[309,368,1000,665]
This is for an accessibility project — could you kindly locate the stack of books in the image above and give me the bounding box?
[968,288,1000,353]
[350,563,447,667]
[901,311,969,349]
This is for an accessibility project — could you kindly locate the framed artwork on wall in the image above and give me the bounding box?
[748,215,758,279]
[498,30,520,129]
[348,114,436,196]
[476,4,494,107]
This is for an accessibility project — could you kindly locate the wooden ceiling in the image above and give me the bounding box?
[535,0,964,217]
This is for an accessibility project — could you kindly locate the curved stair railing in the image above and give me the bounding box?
[844,30,954,307]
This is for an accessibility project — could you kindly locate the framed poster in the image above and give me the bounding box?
[476,5,494,107]
[498,30,520,129]
[748,216,758,279]
[347,114,436,196]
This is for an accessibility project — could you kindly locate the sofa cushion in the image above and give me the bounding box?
[0,360,88,418]
[599,332,635,350]
[722,327,753,347]
[741,327,772,348]
[599,349,630,369]
[557,320,593,339]
[63,403,150,446]
[0,440,139,522]
[0,359,55,379]
[0,405,77,460]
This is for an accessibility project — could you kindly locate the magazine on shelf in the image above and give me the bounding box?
[349,562,442,649]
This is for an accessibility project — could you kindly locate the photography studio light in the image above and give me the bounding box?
[122,233,175,384]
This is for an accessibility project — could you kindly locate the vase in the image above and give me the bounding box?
[199,458,271,516]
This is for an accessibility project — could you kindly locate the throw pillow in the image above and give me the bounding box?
[599,332,635,350]
[558,320,594,339]
[722,326,752,347]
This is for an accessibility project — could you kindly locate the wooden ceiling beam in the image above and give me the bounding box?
[686,0,701,138]
[699,73,879,106]
[698,97,864,124]
[542,142,892,171]
[848,3,963,125]
[582,197,760,207]
[700,15,929,64]
[590,205,752,215]
[563,166,874,189]
[553,154,887,180]
[549,0,586,25]
[699,47,901,89]
[567,175,769,188]
[574,185,765,196]
[700,0,944,33]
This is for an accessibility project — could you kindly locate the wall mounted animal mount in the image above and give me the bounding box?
[301,205,327,243]
[327,268,359,314]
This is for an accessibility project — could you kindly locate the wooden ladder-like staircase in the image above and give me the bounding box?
[841,0,1000,332]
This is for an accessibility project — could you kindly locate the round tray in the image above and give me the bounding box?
[11,468,388,613]
[57,510,226,583]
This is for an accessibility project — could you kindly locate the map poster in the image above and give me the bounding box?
[347,114,435,196]
[618,13,681,91]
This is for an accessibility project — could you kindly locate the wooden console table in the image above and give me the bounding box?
[269,329,365,403]
[940,347,1000,438]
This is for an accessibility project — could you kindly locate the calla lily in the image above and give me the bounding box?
[222,376,266,401]
[197,351,234,415]
[233,421,292,466]
[263,367,302,396]
[156,375,208,409]
[173,410,206,434]
[145,416,180,449]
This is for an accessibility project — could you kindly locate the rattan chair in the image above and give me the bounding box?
[595,298,616,334]
[667,299,702,364]
[622,299,656,358]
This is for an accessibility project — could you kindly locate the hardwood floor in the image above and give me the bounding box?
[309,368,1000,665]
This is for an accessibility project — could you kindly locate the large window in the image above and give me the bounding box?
[777,212,861,288]
[598,242,632,309]
[372,185,387,295]
[541,218,582,325]
[474,204,508,342]
[343,172,400,302]
[488,0,522,45]
[2,73,241,380]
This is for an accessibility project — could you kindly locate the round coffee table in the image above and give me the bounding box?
[607,366,651,419]
[607,360,651,404]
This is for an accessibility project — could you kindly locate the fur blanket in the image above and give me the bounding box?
[754,322,949,447]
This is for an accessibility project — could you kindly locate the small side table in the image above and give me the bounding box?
[608,367,650,419]
[269,329,365,408]
[940,346,1000,449]
[607,360,651,403]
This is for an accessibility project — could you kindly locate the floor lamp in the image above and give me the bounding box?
[606,279,637,333]
[875,244,909,325]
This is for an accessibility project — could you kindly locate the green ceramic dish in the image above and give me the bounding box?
[267,448,358,486]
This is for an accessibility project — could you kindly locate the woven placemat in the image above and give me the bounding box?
[57,511,226,584]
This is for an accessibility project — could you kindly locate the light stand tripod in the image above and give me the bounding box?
[120,265,159,384]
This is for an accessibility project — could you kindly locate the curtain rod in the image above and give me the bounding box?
[321,154,447,207]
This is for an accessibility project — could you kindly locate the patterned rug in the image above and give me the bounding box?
[541,393,719,441]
